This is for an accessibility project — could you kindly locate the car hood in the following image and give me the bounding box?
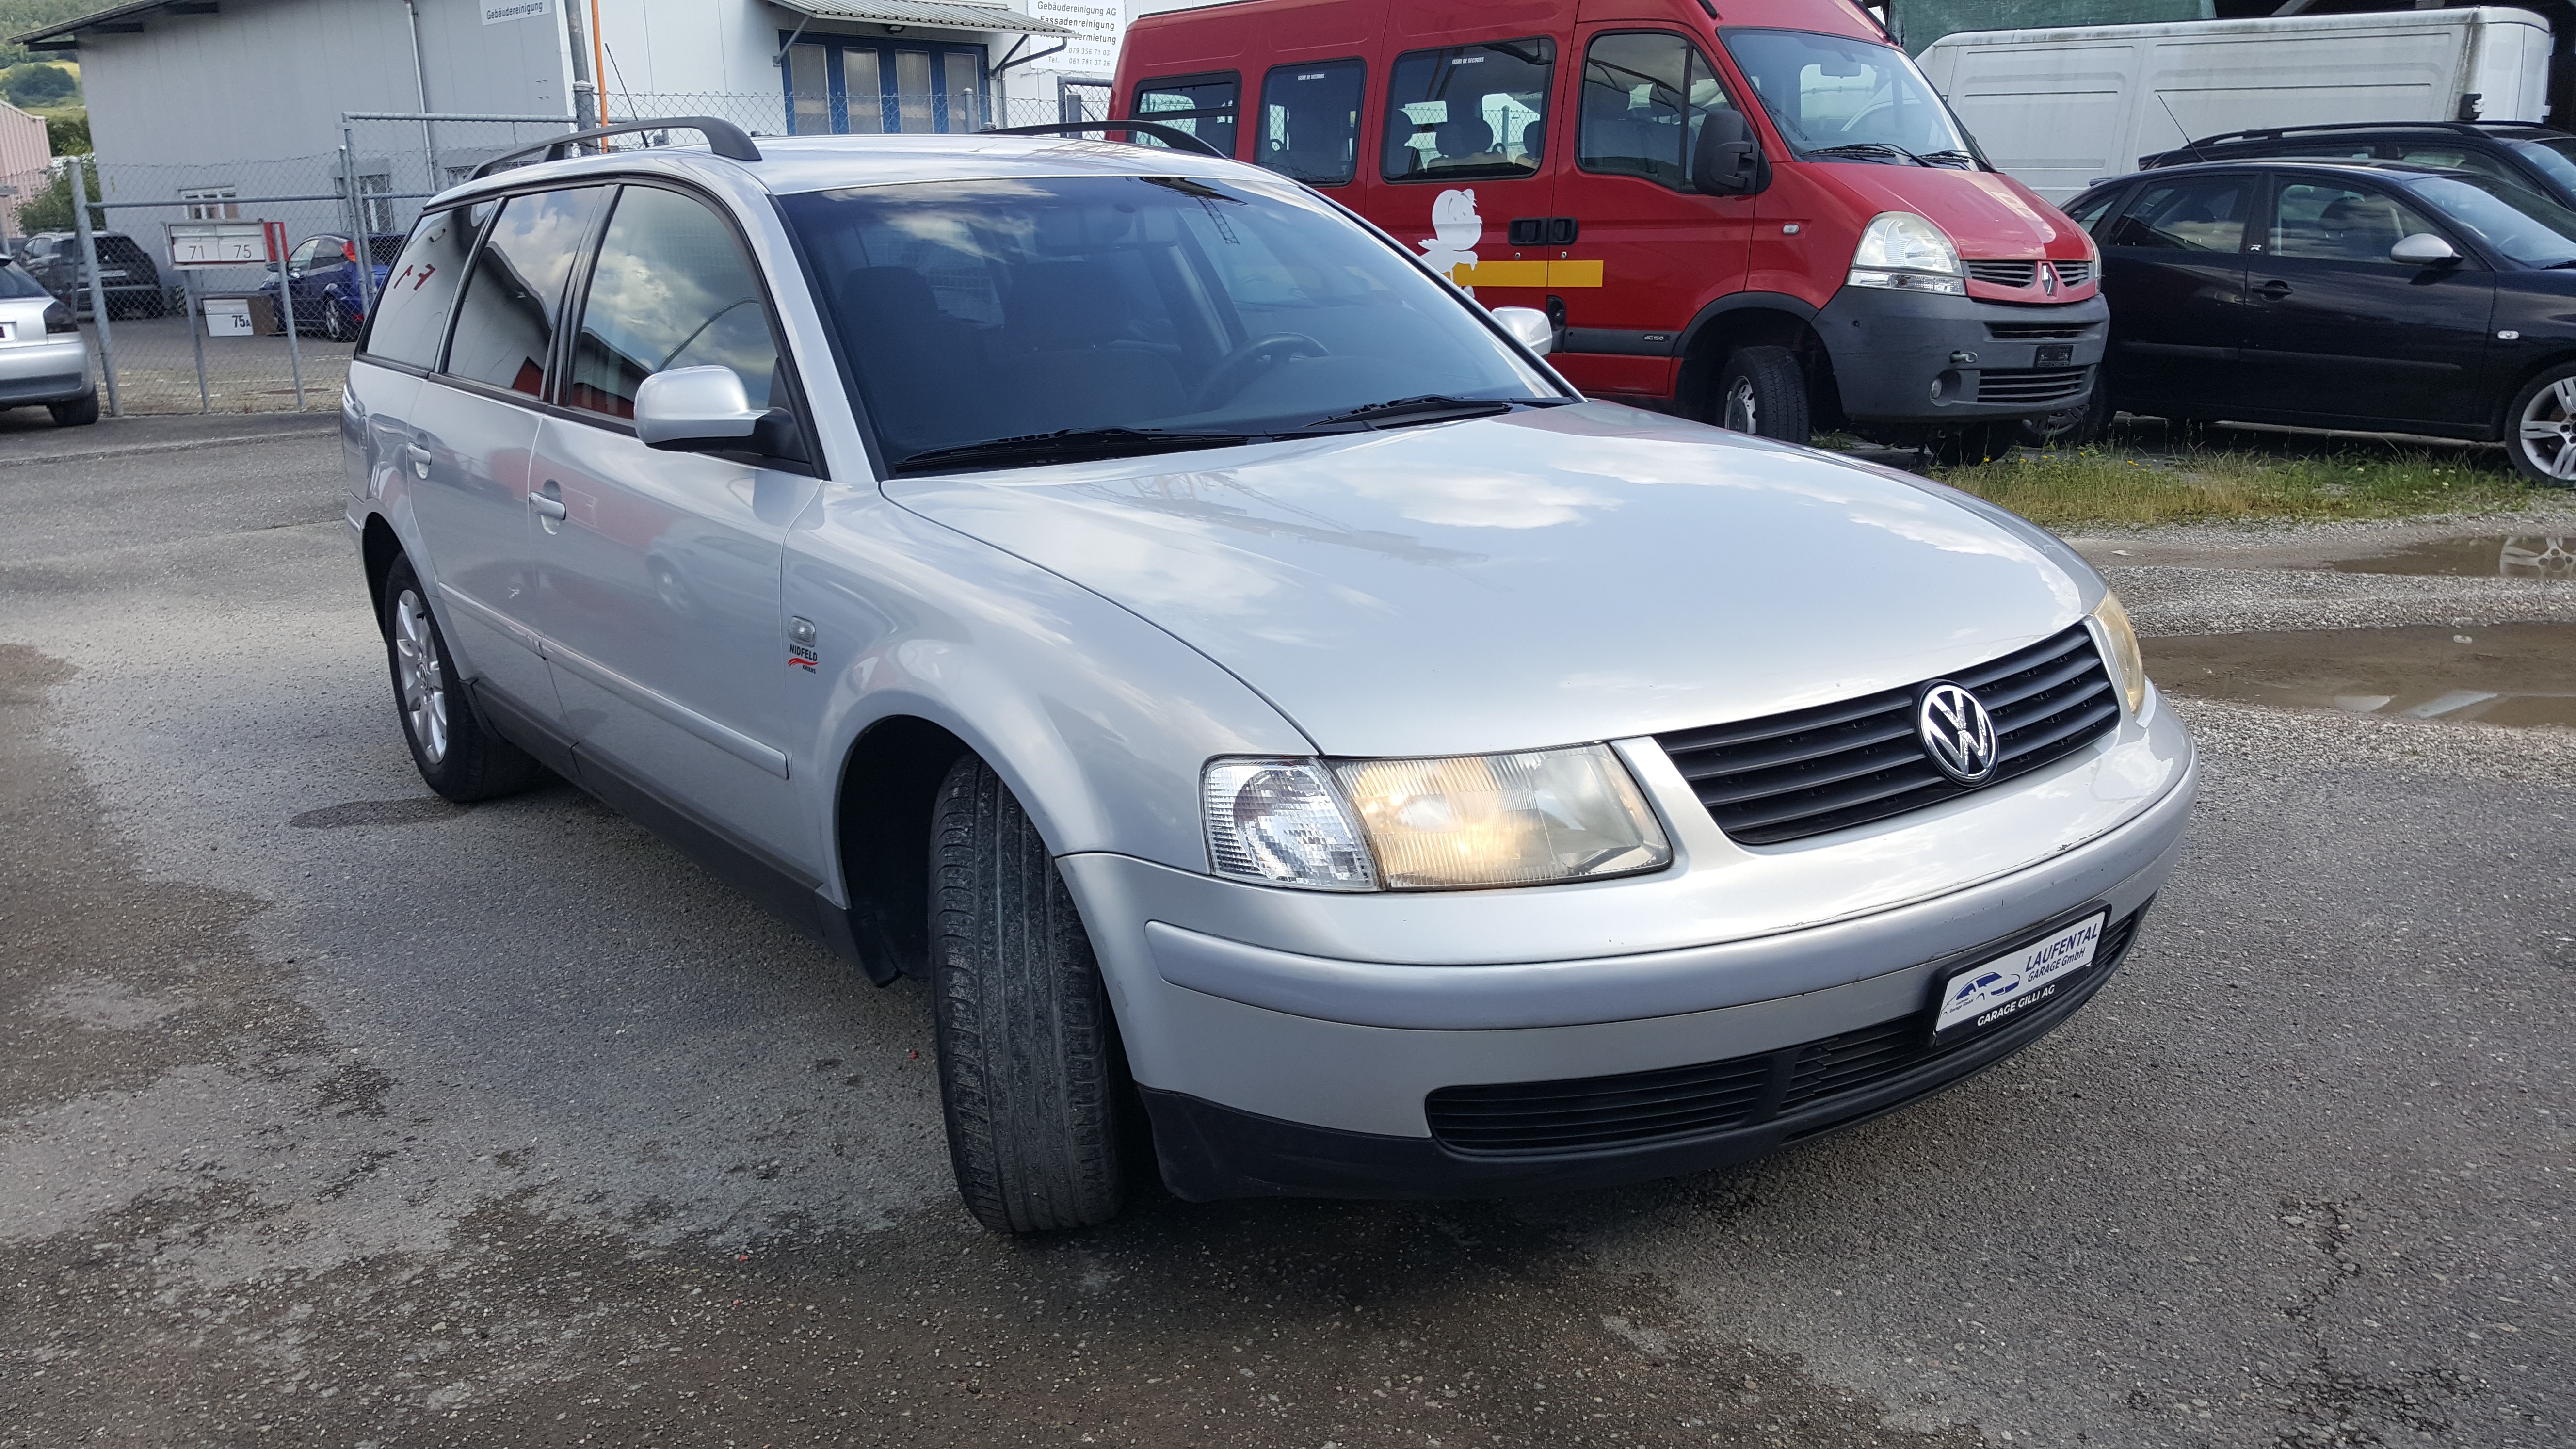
[885,404,2095,757]
[1819,165,2082,259]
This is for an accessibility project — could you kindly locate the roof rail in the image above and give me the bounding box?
[979,119,1227,159]
[469,117,762,180]
[2177,118,2560,149]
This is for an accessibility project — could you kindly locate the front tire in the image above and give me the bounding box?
[379,557,544,802]
[930,755,1134,1233]
[1929,420,2017,466]
[2508,364,2576,486]
[1713,345,1811,444]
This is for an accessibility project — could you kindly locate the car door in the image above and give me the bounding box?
[407,185,609,731]
[2097,170,2256,416]
[524,183,822,871]
[2240,174,2495,430]
[1549,27,1752,398]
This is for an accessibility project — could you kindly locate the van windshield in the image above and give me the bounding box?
[1721,29,1975,165]
[779,174,1563,472]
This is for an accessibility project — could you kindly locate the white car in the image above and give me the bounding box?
[0,262,98,426]
[342,118,2195,1232]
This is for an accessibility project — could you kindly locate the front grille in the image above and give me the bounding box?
[2054,259,2095,287]
[1987,322,2094,340]
[1965,259,2038,287]
[1426,911,2144,1155]
[1976,366,2092,404]
[1654,624,2120,846]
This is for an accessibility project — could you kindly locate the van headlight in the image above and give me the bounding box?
[1848,211,1964,295]
[2090,590,2148,714]
[1203,745,1672,892]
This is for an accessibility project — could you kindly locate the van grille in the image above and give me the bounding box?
[1965,259,2038,287]
[1652,624,2119,846]
[2054,259,2095,287]
[1976,367,2092,404]
[1424,911,2143,1155]
[1987,322,2094,340]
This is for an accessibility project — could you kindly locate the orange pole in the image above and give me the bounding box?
[589,0,610,123]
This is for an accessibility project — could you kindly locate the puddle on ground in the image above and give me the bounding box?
[2148,622,2576,728]
[2326,535,2575,578]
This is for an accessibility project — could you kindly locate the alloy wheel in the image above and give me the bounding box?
[2516,377,2576,482]
[393,588,449,765]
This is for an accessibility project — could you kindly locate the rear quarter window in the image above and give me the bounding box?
[361,209,478,370]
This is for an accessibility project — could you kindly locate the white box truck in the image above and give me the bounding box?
[1918,7,2553,201]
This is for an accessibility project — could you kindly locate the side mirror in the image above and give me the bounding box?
[1490,304,1553,354]
[1691,108,1759,196]
[635,364,808,464]
[2390,232,2461,266]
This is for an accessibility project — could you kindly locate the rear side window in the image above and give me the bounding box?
[364,209,477,369]
[1382,38,1555,182]
[2104,175,2253,252]
[443,186,607,396]
[1133,72,1240,158]
[566,187,783,419]
[1579,32,1737,191]
[1258,60,1365,186]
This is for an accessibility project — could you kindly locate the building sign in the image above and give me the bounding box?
[483,0,550,25]
[1029,0,1124,75]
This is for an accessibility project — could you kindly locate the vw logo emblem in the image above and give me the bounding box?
[1918,682,1999,784]
[2040,262,2059,297]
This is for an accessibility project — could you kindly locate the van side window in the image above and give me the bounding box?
[566,187,784,419]
[1134,72,1240,158]
[1258,59,1365,186]
[1579,32,1735,191]
[443,186,607,396]
[1382,38,1555,183]
[362,208,477,370]
[2104,176,2252,253]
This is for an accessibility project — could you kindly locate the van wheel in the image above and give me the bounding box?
[930,754,1133,1233]
[2019,375,2111,448]
[379,557,545,802]
[1928,421,2017,466]
[1713,345,1810,444]
[2507,364,2576,486]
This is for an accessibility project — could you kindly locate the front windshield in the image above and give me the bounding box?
[2507,136,2576,195]
[2411,175,2576,267]
[1721,28,1972,161]
[779,174,1559,469]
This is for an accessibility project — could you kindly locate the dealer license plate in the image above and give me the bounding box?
[1929,911,2109,1046]
[0,322,11,341]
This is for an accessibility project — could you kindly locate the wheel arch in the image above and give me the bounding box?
[832,712,973,984]
[359,512,405,623]
[2492,349,2576,440]
[1673,293,1840,428]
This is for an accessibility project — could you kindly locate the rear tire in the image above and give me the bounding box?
[378,556,545,802]
[322,295,358,343]
[2506,362,2576,487]
[48,391,100,427]
[930,754,1134,1234]
[1712,345,1811,444]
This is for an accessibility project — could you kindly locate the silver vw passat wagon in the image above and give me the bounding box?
[343,118,2195,1232]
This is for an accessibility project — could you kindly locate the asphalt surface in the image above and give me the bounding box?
[1,411,2569,1449]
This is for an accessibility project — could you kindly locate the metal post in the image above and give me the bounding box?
[185,268,209,413]
[68,162,120,417]
[274,228,305,409]
[342,128,377,323]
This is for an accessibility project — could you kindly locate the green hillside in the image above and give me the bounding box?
[0,0,97,68]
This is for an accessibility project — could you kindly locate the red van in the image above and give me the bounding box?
[1112,0,2105,455]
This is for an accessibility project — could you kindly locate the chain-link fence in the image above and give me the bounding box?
[50,90,1150,416]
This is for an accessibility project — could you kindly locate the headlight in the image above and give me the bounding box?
[1202,744,1672,892]
[1848,211,1964,295]
[2090,590,2148,714]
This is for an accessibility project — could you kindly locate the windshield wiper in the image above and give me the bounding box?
[1808,142,1929,166]
[1915,149,1980,169]
[892,427,1254,472]
[1294,394,1566,430]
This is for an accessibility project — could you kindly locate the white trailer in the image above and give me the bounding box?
[1918,7,2554,201]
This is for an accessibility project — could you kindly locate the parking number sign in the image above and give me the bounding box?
[167,221,270,268]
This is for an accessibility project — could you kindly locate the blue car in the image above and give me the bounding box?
[265,232,401,341]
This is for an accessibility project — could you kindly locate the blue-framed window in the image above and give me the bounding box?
[782,34,990,135]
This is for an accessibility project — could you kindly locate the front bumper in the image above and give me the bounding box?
[1064,700,2195,1201]
[1819,285,2107,424]
[0,337,94,405]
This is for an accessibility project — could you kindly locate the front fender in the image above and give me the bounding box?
[786,485,1312,882]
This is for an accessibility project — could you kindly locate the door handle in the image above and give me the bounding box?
[531,481,568,521]
[2255,279,2293,300]
[400,442,431,478]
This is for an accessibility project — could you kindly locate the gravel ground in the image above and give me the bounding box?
[1,415,2568,1449]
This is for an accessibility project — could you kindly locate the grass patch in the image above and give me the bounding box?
[1932,444,2539,528]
